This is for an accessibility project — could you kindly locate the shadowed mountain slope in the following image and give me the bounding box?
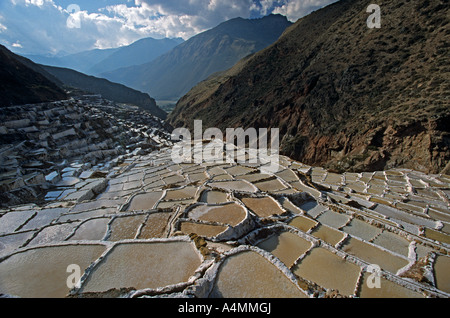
[103,14,292,101]
[168,0,450,174]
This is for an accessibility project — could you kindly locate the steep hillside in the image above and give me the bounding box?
[0,45,67,107]
[102,14,292,101]
[41,65,167,119]
[168,0,450,174]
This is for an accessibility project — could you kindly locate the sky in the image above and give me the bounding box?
[0,0,338,56]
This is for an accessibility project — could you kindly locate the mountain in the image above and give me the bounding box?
[88,37,184,75]
[102,14,293,101]
[168,0,450,174]
[40,65,167,120]
[0,45,67,107]
[25,37,183,76]
[25,48,119,75]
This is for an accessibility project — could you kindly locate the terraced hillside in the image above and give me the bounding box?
[0,139,449,298]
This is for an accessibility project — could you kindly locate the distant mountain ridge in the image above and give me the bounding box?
[102,14,293,101]
[25,37,183,76]
[169,0,450,174]
[40,65,167,119]
[0,45,166,119]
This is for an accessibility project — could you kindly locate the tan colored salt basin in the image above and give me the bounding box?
[82,242,202,293]
[434,255,450,293]
[211,251,307,298]
[240,173,272,183]
[254,178,287,192]
[372,231,410,257]
[242,197,284,218]
[208,180,258,193]
[126,192,163,211]
[341,238,409,274]
[69,218,110,241]
[164,186,198,201]
[311,225,345,246]
[257,232,312,268]
[180,221,227,238]
[424,228,450,244]
[137,212,173,239]
[342,218,382,242]
[188,203,246,226]
[200,190,229,204]
[225,166,255,176]
[288,216,318,233]
[293,247,361,296]
[108,215,147,241]
[0,244,106,298]
[156,200,194,209]
[316,210,350,229]
[358,272,424,298]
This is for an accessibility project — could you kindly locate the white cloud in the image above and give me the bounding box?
[273,0,337,21]
[1,0,338,55]
[12,41,23,48]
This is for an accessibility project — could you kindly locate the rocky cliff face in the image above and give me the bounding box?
[168,0,450,174]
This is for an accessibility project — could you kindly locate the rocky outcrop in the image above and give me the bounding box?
[168,0,450,174]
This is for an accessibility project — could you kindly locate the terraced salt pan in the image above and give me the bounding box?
[224,166,256,177]
[137,212,173,239]
[358,272,424,298]
[424,228,450,244]
[200,190,229,204]
[161,174,185,185]
[254,178,288,192]
[29,222,80,246]
[316,210,351,229]
[69,218,110,241]
[210,250,307,298]
[433,255,450,293]
[311,225,345,246]
[0,210,36,234]
[208,180,258,193]
[341,238,409,274]
[372,231,411,258]
[126,192,163,211]
[293,247,361,296]
[179,221,227,238]
[164,186,198,201]
[288,216,318,233]
[82,241,202,293]
[242,197,285,218]
[0,244,106,298]
[58,208,117,222]
[0,232,35,257]
[187,203,246,226]
[257,232,312,268]
[157,200,194,209]
[108,215,146,241]
[239,173,272,183]
[342,218,382,241]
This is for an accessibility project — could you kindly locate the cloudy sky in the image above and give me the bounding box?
[0,0,337,56]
